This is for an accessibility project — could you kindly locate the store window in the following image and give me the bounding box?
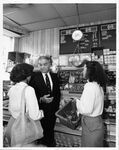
[2,35,14,72]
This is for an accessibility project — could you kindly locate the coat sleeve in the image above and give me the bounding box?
[51,73,61,113]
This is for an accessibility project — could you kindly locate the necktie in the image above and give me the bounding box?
[45,73,51,94]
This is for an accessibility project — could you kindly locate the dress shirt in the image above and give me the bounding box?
[76,82,104,117]
[8,82,44,120]
[42,72,53,90]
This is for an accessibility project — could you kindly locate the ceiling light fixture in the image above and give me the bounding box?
[70,4,83,67]
[72,4,83,41]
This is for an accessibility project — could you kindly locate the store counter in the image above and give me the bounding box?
[54,122,82,147]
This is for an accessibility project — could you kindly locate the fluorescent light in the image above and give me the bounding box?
[3,28,21,37]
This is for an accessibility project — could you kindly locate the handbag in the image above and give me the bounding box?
[11,86,43,147]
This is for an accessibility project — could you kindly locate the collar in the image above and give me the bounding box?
[42,72,50,76]
[16,82,28,86]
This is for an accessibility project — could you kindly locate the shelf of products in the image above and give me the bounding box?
[3,100,11,123]
[104,119,116,147]
[58,67,86,93]
[3,81,11,123]
[57,54,116,147]
[3,80,11,100]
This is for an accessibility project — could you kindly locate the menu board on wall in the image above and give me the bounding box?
[100,23,116,50]
[60,22,116,54]
[60,28,78,54]
[79,26,99,53]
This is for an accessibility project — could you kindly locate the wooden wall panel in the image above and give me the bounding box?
[18,28,59,58]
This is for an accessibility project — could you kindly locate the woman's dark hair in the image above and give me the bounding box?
[85,61,107,89]
[10,63,34,83]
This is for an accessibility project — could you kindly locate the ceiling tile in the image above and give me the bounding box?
[53,4,76,17]
[22,18,65,31]
[3,3,116,32]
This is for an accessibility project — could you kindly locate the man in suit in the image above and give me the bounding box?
[29,55,61,147]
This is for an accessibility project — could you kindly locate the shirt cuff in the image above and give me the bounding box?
[39,97,43,103]
[75,98,81,115]
[40,110,44,119]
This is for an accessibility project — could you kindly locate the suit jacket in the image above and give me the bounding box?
[29,71,61,117]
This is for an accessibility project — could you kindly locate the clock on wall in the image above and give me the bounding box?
[72,30,83,41]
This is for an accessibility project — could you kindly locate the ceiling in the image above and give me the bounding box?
[3,3,116,32]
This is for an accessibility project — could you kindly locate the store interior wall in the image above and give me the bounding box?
[16,28,59,58]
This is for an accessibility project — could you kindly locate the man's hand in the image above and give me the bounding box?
[40,94,53,103]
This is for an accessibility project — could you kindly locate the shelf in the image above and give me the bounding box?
[3,115,11,122]
[61,90,81,98]
[3,99,9,106]
[3,97,9,100]
[104,119,116,125]
[59,66,81,70]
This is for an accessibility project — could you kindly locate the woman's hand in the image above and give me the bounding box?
[71,97,80,116]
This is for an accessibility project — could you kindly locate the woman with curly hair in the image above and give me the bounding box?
[4,63,44,146]
[75,60,106,147]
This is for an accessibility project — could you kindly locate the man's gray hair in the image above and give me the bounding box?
[38,55,52,65]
